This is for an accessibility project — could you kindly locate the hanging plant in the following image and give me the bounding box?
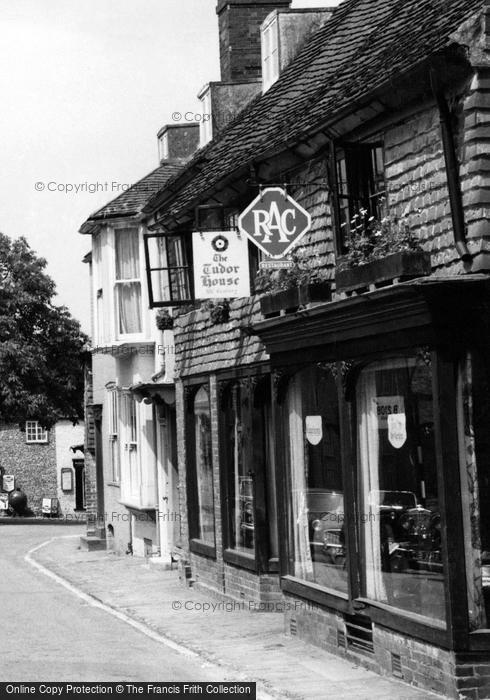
[155,309,174,330]
[208,300,230,325]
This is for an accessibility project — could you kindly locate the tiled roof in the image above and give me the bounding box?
[80,161,182,231]
[145,0,482,220]
[174,298,268,377]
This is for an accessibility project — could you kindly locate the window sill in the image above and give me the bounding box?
[190,539,216,560]
[224,548,256,572]
[353,597,449,648]
[118,499,157,512]
[281,575,350,613]
[107,482,121,488]
[93,340,155,356]
[469,630,490,651]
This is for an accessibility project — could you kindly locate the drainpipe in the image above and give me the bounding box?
[430,68,471,262]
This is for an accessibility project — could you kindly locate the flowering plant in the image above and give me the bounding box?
[255,249,328,293]
[339,210,421,271]
[155,309,174,330]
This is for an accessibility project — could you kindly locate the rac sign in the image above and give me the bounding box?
[238,187,312,258]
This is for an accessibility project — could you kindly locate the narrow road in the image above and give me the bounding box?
[0,525,229,682]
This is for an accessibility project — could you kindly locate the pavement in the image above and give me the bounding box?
[22,528,446,700]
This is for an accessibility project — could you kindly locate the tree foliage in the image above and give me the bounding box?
[0,233,88,428]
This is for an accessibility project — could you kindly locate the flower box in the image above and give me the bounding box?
[260,282,331,317]
[335,250,431,294]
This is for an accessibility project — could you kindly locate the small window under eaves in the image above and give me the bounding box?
[262,16,280,93]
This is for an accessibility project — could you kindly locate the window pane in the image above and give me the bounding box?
[194,387,215,545]
[115,229,140,280]
[288,367,346,592]
[357,356,446,623]
[117,282,142,334]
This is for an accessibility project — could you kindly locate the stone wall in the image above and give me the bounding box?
[0,423,57,515]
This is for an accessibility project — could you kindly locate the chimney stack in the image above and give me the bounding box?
[157,124,200,164]
[216,0,291,82]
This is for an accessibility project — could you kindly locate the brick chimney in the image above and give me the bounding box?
[217,0,291,82]
[157,124,200,164]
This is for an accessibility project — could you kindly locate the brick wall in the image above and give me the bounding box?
[282,592,490,699]
[0,423,57,515]
[217,0,290,82]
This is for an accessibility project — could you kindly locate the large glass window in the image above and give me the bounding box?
[194,386,215,545]
[287,367,346,592]
[357,356,445,623]
[115,228,142,335]
[223,383,255,554]
[458,352,490,630]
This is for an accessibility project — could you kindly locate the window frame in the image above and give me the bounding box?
[144,231,194,308]
[25,421,48,444]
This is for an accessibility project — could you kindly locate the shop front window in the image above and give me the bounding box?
[225,383,255,554]
[357,355,446,623]
[193,386,215,545]
[287,367,346,592]
[458,352,490,630]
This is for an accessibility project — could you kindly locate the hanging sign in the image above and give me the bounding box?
[305,416,323,445]
[192,231,251,299]
[374,396,405,428]
[387,413,407,449]
[259,256,295,270]
[2,474,15,492]
[238,187,312,260]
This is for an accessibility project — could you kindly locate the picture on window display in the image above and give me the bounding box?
[357,356,446,623]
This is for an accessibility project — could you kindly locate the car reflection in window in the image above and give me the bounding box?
[308,489,346,568]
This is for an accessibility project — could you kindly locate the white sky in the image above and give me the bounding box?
[0,0,343,333]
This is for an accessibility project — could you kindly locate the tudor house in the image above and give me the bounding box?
[79,124,199,558]
[136,0,490,697]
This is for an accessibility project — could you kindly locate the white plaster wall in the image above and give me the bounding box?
[55,420,85,518]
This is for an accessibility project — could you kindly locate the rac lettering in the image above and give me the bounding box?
[238,187,312,258]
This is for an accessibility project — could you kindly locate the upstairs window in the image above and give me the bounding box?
[262,16,279,92]
[26,421,48,444]
[335,142,386,253]
[198,86,213,147]
[158,132,169,162]
[114,228,142,336]
[144,232,193,307]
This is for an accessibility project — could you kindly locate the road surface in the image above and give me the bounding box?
[0,525,230,683]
